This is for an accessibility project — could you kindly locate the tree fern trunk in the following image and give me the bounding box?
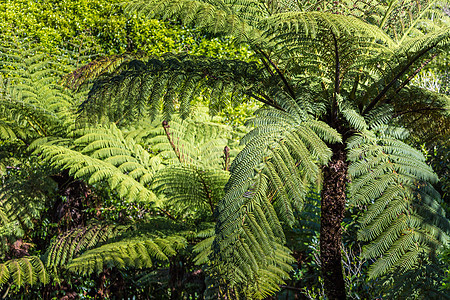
[320,144,347,300]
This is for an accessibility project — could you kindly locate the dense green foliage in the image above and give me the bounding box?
[0,0,449,299]
[0,0,251,58]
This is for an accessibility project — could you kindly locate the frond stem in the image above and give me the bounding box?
[157,207,177,221]
[379,0,398,30]
[256,47,296,100]
[223,146,230,171]
[363,43,438,115]
[197,170,214,214]
[395,52,439,93]
[331,31,340,125]
[332,32,340,95]
[245,92,285,111]
[25,116,45,136]
[253,48,274,77]
[162,121,183,163]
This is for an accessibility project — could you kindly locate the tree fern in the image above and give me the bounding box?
[211,93,340,298]
[60,1,450,298]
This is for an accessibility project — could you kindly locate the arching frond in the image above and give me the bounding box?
[125,0,264,42]
[72,54,270,122]
[61,54,139,91]
[33,122,167,204]
[213,93,341,298]
[348,126,450,278]
[66,235,186,275]
[0,256,49,288]
[362,25,450,115]
[45,224,130,270]
[39,145,158,204]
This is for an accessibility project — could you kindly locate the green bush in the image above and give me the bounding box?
[0,0,251,59]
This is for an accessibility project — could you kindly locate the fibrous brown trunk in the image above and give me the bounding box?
[320,143,347,300]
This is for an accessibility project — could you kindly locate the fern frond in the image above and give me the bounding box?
[213,94,340,298]
[0,256,49,287]
[348,127,450,278]
[0,38,78,143]
[45,224,130,269]
[154,166,229,215]
[66,235,187,275]
[392,86,450,143]
[263,11,393,44]
[71,54,266,122]
[38,145,157,204]
[125,0,263,43]
[61,54,138,90]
